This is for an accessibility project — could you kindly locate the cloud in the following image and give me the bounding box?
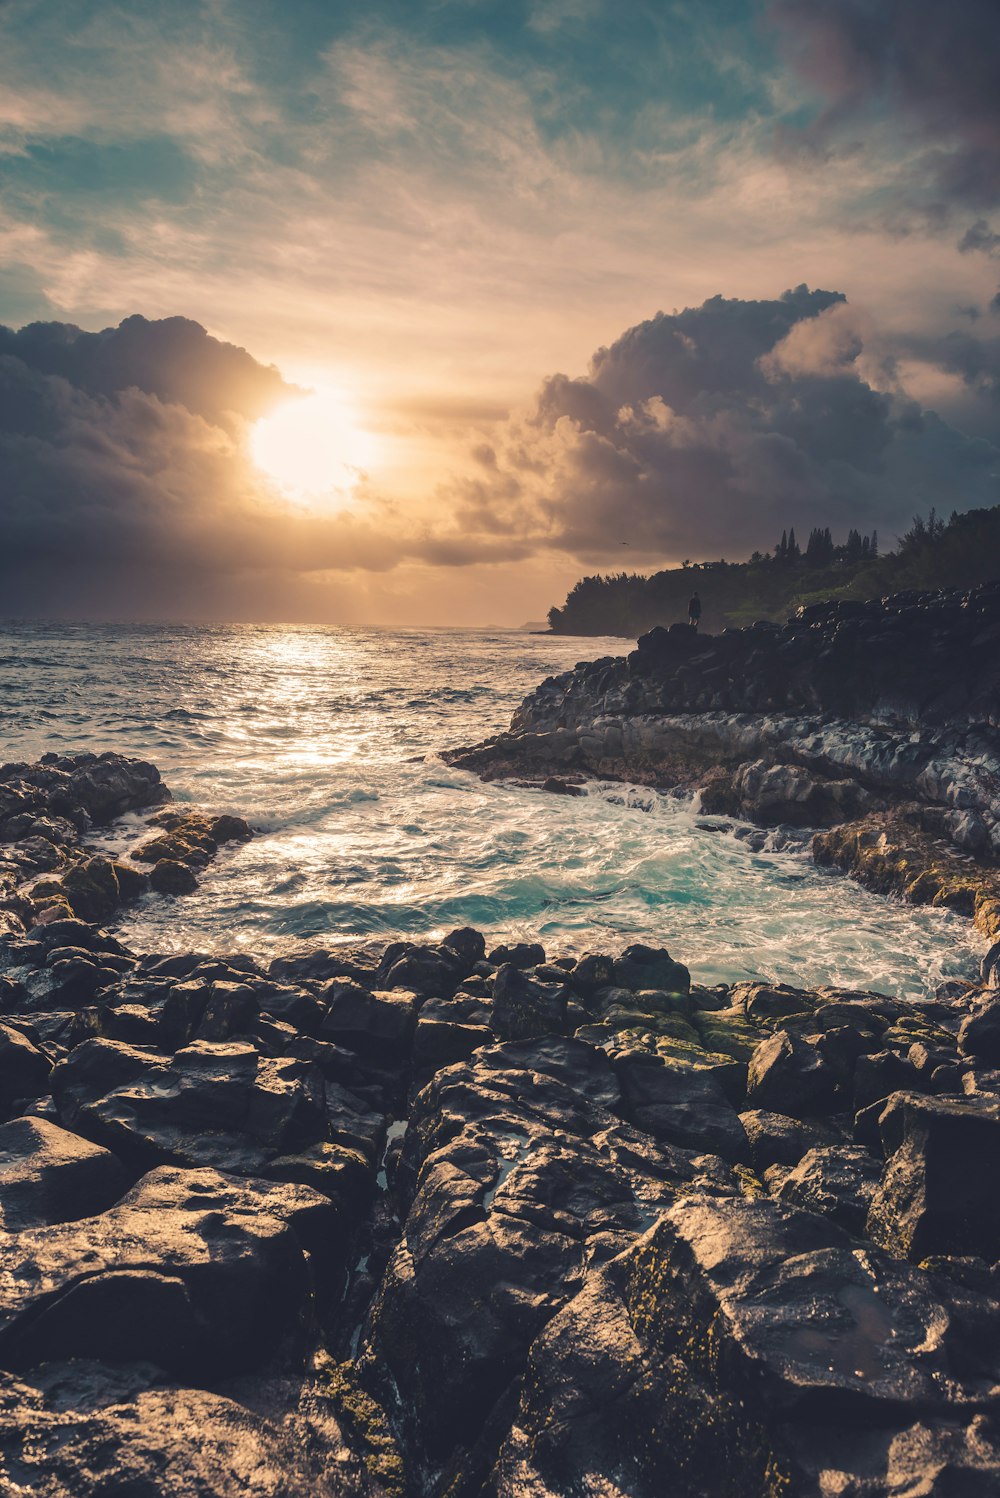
[960,219,1000,257]
[769,0,1000,213]
[1,295,998,624]
[451,287,1000,561]
[0,314,528,618]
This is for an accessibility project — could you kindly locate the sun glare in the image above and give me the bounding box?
[250,388,375,502]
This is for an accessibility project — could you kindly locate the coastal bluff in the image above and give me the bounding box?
[448,582,1000,942]
[0,752,997,1490]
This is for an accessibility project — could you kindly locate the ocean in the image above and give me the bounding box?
[0,620,984,997]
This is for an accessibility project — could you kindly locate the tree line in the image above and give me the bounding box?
[546,506,1000,636]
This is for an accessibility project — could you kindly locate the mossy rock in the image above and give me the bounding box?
[316,1356,407,1498]
[696,1008,762,1063]
[882,1017,958,1052]
[603,1006,702,1046]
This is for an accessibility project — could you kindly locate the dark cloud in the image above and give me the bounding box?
[0,315,524,619]
[769,0,1000,212]
[0,315,292,428]
[454,288,1000,561]
[960,219,1000,257]
[905,327,1000,400]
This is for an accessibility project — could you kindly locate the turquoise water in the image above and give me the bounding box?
[0,621,984,997]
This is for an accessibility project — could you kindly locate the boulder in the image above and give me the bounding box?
[866,1092,1000,1260]
[611,943,689,996]
[487,942,545,969]
[0,1115,128,1230]
[149,858,198,895]
[491,964,567,1041]
[51,1038,384,1221]
[492,1195,999,1497]
[321,983,416,1058]
[59,858,121,922]
[746,1028,840,1117]
[613,1050,749,1162]
[0,1021,52,1112]
[0,1361,388,1498]
[958,994,1000,1065]
[370,1049,744,1481]
[769,1144,882,1235]
[738,1108,834,1173]
[0,1166,333,1376]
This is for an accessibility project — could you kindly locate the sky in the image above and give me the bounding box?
[1,0,999,625]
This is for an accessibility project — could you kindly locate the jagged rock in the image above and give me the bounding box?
[567,952,616,994]
[733,980,815,1021]
[51,1038,384,1220]
[491,963,567,1041]
[738,1108,834,1172]
[369,1044,747,1479]
[413,994,492,1077]
[487,941,545,969]
[613,1048,749,1161]
[0,1116,128,1230]
[491,1194,999,1497]
[321,983,417,1058]
[0,1165,332,1375]
[58,858,121,922]
[195,980,259,1040]
[0,1360,391,1498]
[0,1020,52,1112]
[958,994,1000,1065]
[377,941,467,998]
[610,943,690,995]
[149,858,198,895]
[746,1028,840,1117]
[866,1091,1000,1260]
[769,1144,882,1234]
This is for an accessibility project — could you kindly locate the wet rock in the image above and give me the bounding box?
[611,943,690,996]
[369,1044,745,1479]
[377,941,468,998]
[0,1165,332,1376]
[491,963,567,1041]
[321,983,417,1059]
[853,1048,922,1114]
[195,980,259,1041]
[493,1194,997,1498]
[413,995,492,1078]
[0,1360,388,1498]
[487,941,545,969]
[738,1108,834,1172]
[746,1028,840,1117]
[867,1091,1000,1260]
[48,1030,386,1230]
[567,951,616,994]
[58,858,121,922]
[0,1115,128,1230]
[958,993,1000,1065]
[0,1020,52,1112]
[149,858,198,895]
[613,1049,749,1161]
[770,1144,882,1235]
[733,980,815,1021]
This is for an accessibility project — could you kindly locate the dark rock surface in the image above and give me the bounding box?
[0,746,997,1493]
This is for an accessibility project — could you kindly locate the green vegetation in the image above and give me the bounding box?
[546,505,1000,636]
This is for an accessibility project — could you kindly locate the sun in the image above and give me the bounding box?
[250,387,375,502]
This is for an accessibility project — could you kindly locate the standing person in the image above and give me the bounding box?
[688,590,702,631]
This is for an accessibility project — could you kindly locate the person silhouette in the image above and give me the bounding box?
[688,591,702,631]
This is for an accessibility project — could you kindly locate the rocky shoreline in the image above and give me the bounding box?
[0,751,998,1492]
[447,583,1000,944]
